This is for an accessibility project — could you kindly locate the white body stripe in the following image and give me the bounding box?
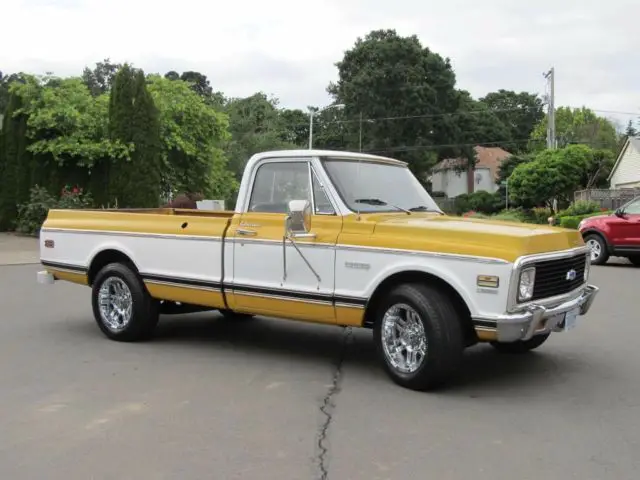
[40,228,513,318]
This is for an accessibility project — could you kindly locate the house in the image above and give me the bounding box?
[430,146,511,198]
[608,136,640,189]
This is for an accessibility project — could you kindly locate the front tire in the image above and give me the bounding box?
[91,262,159,342]
[584,233,609,265]
[490,333,550,354]
[373,283,464,391]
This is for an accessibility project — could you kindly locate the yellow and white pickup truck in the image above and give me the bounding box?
[37,149,599,391]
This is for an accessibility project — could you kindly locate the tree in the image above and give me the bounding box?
[0,91,31,230]
[479,89,545,151]
[279,108,309,147]
[529,106,621,153]
[9,75,132,204]
[165,70,225,108]
[108,65,162,207]
[223,92,296,180]
[453,91,512,163]
[82,59,122,96]
[625,120,637,138]
[508,145,601,208]
[327,29,462,175]
[146,75,236,201]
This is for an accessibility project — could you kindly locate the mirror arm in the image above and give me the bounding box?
[282,216,321,286]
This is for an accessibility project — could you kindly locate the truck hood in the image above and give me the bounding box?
[366,214,586,263]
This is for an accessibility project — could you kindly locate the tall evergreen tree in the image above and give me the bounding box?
[107,65,162,207]
[0,93,31,230]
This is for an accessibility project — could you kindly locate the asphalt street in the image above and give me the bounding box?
[1,258,638,480]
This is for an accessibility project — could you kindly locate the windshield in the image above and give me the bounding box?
[321,158,442,214]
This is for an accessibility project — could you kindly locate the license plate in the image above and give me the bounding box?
[563,307,580,331]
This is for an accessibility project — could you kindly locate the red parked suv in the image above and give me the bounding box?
[579,195,640,266]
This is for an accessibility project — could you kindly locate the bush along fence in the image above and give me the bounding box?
[460,199,611,230]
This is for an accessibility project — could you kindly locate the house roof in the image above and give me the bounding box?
[432,146,512,181]
[608,136,640,180]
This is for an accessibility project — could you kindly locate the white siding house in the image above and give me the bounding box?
[430,146,511,198]
[609,137,640,189]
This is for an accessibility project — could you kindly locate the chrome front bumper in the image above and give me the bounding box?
[473,284,599,343]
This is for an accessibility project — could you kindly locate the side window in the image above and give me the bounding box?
[312,170,336,215]
[625,198,640,214]
[248,162,311,213]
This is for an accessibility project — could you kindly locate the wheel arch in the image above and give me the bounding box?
[361,270,478,346]
[87,248,140,286]
[581,228,611,252]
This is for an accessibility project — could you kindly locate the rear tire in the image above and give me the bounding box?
[584,233,608,265]
[91,262,159,342]
[490,333,550,354]
[373,283,464,391]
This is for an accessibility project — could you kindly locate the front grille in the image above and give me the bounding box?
[529,253,588,301]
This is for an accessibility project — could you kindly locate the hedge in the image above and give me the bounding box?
[558,211,612,229]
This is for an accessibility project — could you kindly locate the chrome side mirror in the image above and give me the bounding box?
[286,199,312,235]
[282,198,320,285]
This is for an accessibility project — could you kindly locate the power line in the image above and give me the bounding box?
[361,137,622,155]
[276,106,640,130]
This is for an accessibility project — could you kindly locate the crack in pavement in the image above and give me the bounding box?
[316,326,353,480]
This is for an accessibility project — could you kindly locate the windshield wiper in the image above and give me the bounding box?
[354,198,411,214]
[408,205,443,214]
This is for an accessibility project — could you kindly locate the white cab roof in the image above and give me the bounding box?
[247,149,408,167]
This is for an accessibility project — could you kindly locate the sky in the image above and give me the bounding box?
[2,0,639,128]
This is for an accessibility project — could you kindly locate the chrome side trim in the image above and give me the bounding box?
[41,226,513,264]
[41,227,223,242]
[143,279,222,292]
[334,302,365,310]
[231,289,333,306]
[336,243,510,265]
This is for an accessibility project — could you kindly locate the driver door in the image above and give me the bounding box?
[228,159,342,324]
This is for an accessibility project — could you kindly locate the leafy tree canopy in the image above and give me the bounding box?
[10,75,131,167]
[530,106,621,153]
[223,92,296,179]
[327,29,461,174]
[479,89,545,150]
[146,74,236,199]
[508,144,608,208]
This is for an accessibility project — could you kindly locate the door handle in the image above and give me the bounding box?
[237,228,257,236]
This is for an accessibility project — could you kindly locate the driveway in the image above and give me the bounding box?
[0,238,638,479]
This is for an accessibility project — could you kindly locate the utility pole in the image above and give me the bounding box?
[543,67,556,149]
[359,112,363,152]
[308,104,345,149]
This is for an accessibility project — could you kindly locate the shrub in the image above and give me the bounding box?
[530,207,553,224]
[454,191,503,215]
[557,211,612,229]
[15,185,93,236]
[461,210,489,219]
[491,211,524,223]
[560,200,601,217]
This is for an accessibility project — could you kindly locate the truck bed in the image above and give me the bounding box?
[42,208,235,237]
[40,208,237,310]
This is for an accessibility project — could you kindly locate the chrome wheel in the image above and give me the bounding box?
[586,238,601,261]
[381,303,428,374]
[98,277,133,331]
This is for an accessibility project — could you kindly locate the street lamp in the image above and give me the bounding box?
[308,103,345,149]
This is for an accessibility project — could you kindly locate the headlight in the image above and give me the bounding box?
[577,220,585,230]
[518,267,536,301]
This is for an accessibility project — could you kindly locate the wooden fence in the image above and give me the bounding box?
[574,188,640,210]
